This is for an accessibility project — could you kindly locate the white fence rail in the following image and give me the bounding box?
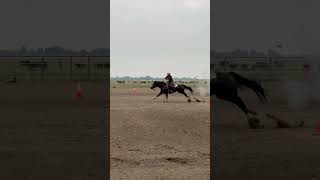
[210,56,314,81]
[0,56,109,80]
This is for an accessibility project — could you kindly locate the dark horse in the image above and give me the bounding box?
[211,71,267,128]
[150,81,193,101]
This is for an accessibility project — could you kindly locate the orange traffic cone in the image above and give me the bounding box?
[315,121,320,134]
[74,82,84,100]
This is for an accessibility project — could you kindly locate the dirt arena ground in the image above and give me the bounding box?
[0,80,107,179]
[111,87,210,180]
[212,80,320,180]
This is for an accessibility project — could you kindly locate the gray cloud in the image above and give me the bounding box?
[111,0,210,78]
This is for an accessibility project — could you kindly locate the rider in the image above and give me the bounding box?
[165,72,174,92]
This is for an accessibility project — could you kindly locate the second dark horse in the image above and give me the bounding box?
[211,71,267,128]
[150,81,193,102]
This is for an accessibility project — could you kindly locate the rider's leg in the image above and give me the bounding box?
[169,81,173,92]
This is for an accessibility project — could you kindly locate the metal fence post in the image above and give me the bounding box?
[70,56,73,80]
[88,56,90,80]
[41,56,44,80]
[269,56,272,72]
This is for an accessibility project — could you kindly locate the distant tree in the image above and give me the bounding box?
[90,48,109,56]
[36,48,44,55]
[267,49,281,57]
[19,45,28,55]
[144,76,153,80]
[44,46,65,55]
[79,49,89,55]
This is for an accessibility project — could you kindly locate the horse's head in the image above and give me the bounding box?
[151,81,166,90]
[150,81,158,90]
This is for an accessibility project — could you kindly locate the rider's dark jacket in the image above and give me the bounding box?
[165,74,173,83]
[165,74,174,88]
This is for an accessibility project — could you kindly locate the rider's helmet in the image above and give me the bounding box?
[167,72,171,76]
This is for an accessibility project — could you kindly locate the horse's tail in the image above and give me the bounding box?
[183,85,193,94]
[230,72,267,103]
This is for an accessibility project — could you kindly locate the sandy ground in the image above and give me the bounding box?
[110,87,210,180]
[4,78,319,179]
[212,80,320,180]
[0,80,108,180]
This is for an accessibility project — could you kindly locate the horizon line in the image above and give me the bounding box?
[110,76,209,79]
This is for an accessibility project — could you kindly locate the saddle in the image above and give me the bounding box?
[167,82,177,93]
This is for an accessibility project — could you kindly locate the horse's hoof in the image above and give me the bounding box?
[248,110,258,115]
[247,116,263,129]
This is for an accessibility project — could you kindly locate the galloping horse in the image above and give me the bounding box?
[211,71,267,128]
[150,81,193,102]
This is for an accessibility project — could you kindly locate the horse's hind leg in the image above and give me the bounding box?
[165,93,168,102]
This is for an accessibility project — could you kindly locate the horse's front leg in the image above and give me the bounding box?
[182,91,190,99]
[165,93,168,102]
[153,91,163,100]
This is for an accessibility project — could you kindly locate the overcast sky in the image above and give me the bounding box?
[212,0,319,54]
[110,0,210,78]
[0,0,108,50]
